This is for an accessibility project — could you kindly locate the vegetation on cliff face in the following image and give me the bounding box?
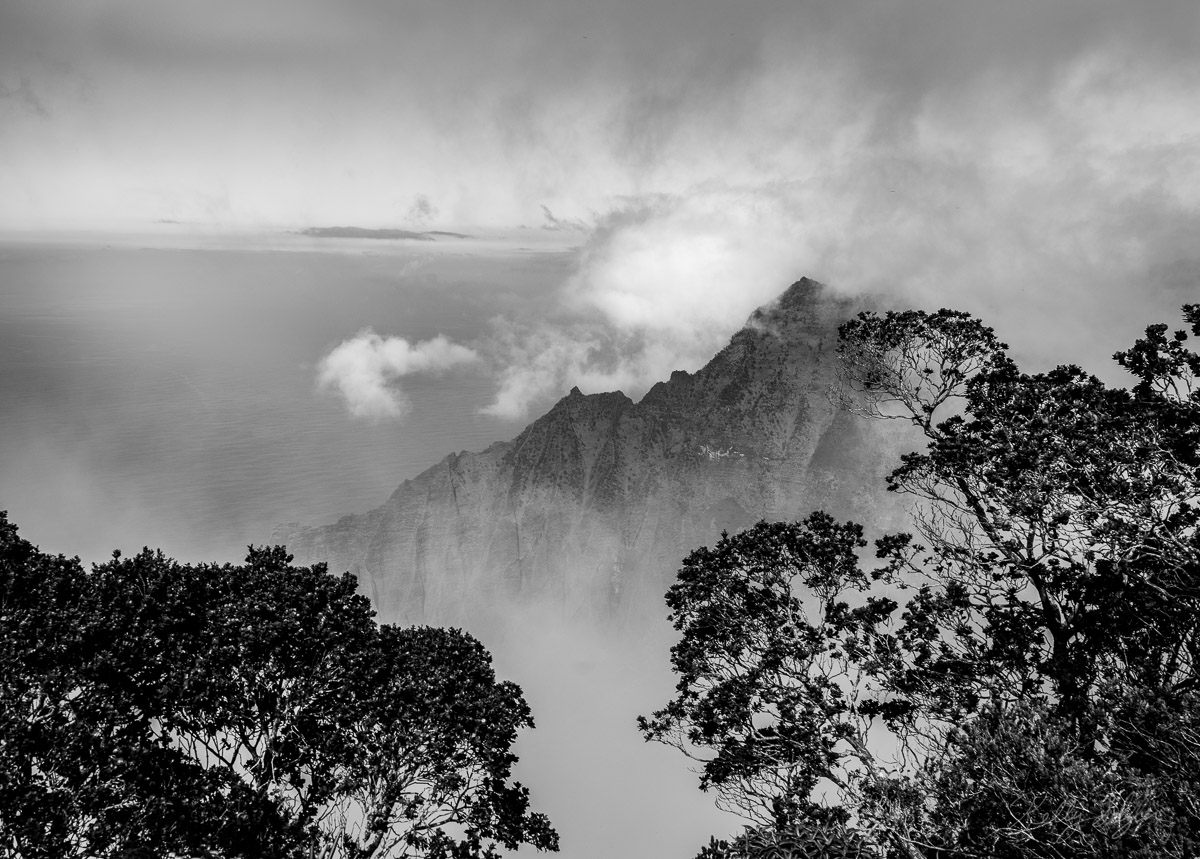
[0,521,558,859]
[643,303,1200,858]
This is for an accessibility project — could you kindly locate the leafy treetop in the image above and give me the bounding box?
[0,517,559,859]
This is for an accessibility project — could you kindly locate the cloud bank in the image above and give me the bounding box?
[6,1,1200,408]
[481,190,816,418]
[476,28,1200,415]
[317,331,478,420]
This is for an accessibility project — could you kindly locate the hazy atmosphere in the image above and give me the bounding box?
[2,2,1199,858]
[5,1,1199,384]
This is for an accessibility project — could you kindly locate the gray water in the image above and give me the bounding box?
[0,236,565,563]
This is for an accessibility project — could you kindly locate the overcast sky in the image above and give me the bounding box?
[1,1,1196,228]
[5,0,1198,416]
[4,1,1199,422]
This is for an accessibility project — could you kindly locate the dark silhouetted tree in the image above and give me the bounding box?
[643,303,1200,858]
[0,516,558,859]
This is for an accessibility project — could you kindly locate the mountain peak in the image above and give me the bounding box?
[274,277,896,627]
[747,277,827,322]
[780,276,824,305]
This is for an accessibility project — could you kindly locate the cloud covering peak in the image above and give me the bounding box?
[5,0,1199,414]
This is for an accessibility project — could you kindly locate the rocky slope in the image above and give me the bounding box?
[274,279,908,627]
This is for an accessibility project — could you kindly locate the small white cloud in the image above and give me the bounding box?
[318,330,478,420]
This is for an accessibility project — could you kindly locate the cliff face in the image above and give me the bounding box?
[274,279,906,627]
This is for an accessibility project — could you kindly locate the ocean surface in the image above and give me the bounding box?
[0,232,567,564]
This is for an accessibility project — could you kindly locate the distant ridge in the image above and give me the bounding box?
[297,226,472,240]
[274,278,908,628]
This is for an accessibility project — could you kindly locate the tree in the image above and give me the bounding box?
[330,626,557,859]
[0,514,276,859]
[0,515,558,859]
[927,694,1200,859]
[642,303,1200,858]
[637,515,914,855]
[694,820,882,859]
[836,305,1199,716]
[95,545,381,852]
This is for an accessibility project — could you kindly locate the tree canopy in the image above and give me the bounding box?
[0,519,558,859]
[642,303,1200,858]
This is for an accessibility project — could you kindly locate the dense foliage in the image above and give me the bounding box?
[0,521,558,859]
[642,304,1200,858]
